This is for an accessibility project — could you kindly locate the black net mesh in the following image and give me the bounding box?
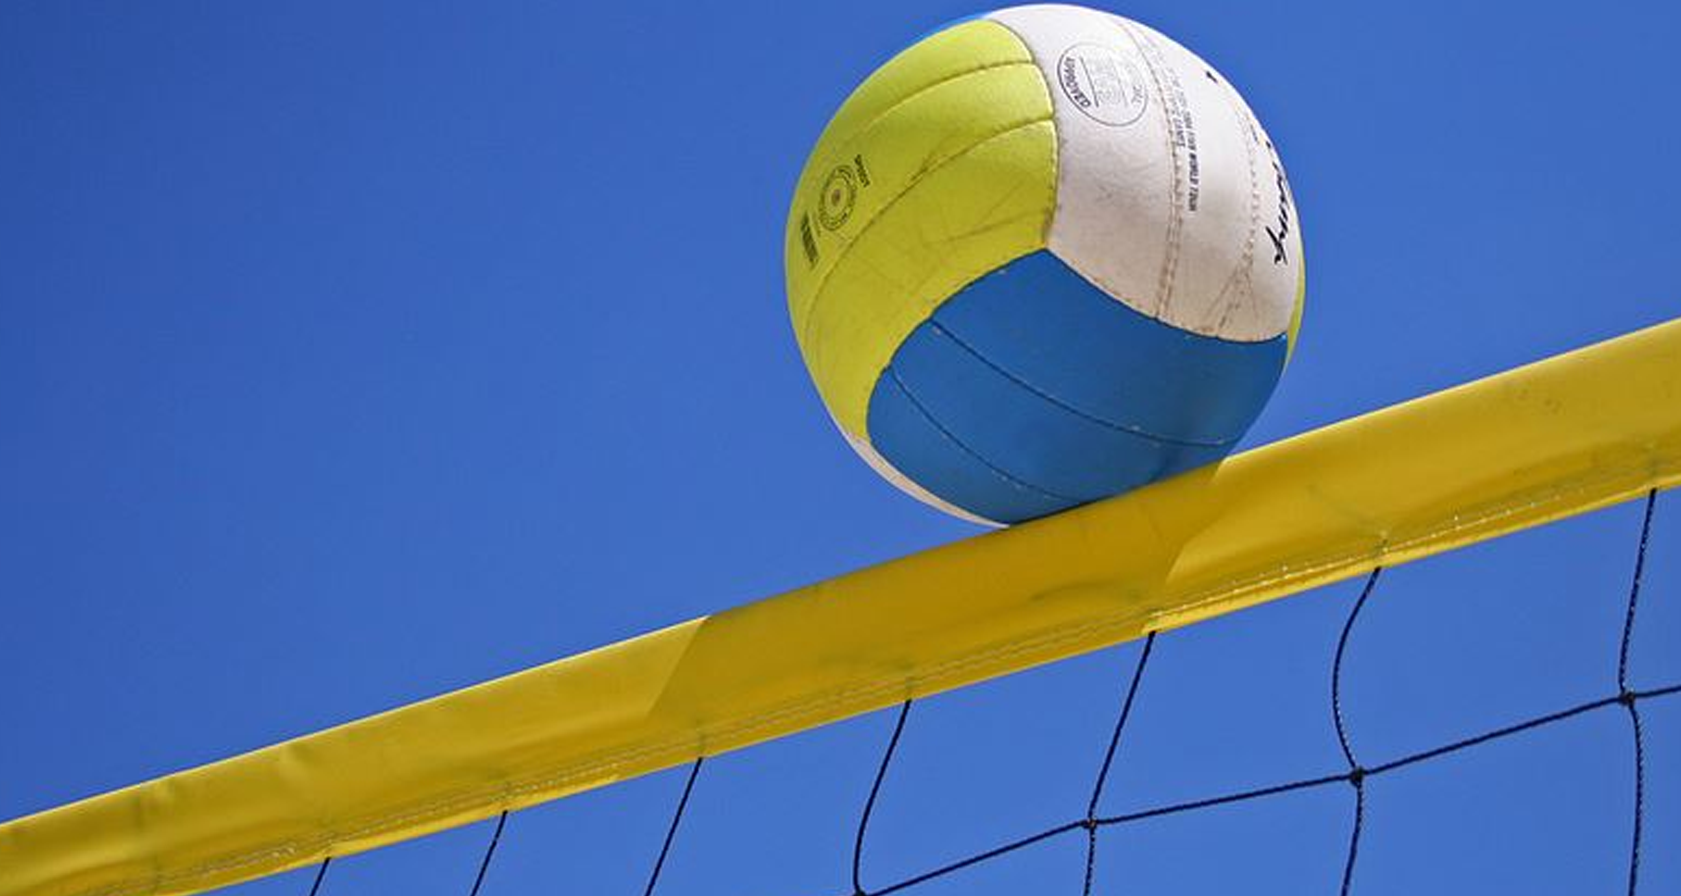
[286,491,1677,896]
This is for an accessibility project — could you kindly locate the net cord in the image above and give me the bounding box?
[294,491,1668,896]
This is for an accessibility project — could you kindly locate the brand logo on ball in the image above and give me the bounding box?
[1056,43,1148,127]
[817,165,857,231]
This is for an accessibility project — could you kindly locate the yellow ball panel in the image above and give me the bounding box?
[785,19,1057,440]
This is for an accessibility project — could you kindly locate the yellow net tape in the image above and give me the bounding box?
[5,318,1680,896]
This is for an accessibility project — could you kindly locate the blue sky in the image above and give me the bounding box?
[2,2,1679,895]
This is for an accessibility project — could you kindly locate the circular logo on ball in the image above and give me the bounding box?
[1056,43,1148,127]
[817,165,857,231]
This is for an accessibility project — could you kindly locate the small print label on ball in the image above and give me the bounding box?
[1057,43,1148,127]
[817,165,858,231]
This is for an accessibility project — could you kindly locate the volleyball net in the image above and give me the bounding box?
[3,318,1680,896]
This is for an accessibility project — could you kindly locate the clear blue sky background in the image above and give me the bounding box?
[3,2,1680,895]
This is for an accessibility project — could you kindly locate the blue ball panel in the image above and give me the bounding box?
[870,322,1230,523]
[865,250,1287,524]
[931,251,1287,444]
[868,367,1072,524]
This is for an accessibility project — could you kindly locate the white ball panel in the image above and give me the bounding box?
[986,4,1302,342]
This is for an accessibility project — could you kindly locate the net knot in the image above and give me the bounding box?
[1347,766,1367,787]
[1618,689,1638,707]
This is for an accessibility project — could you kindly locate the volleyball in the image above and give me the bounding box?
[786,3,1304,526]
